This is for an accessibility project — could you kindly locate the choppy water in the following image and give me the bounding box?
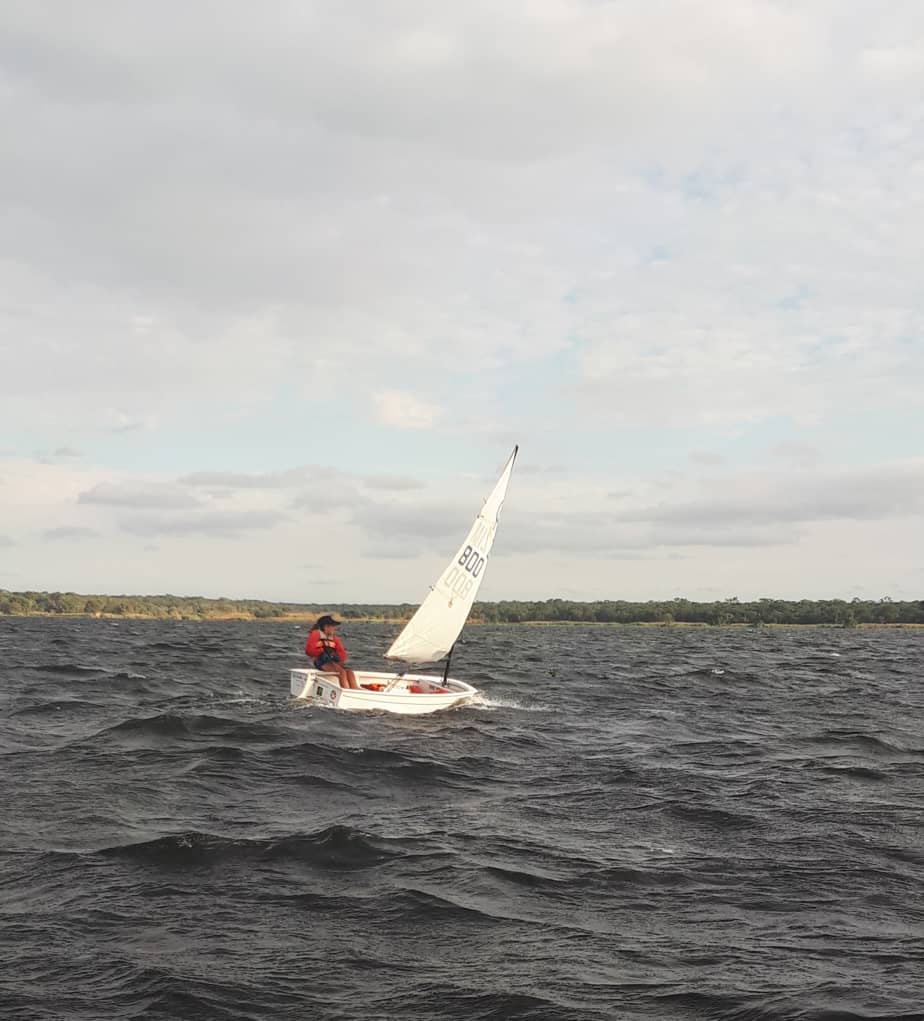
[1,618,922,1021]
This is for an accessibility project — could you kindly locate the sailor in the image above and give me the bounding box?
[305,615,359,689]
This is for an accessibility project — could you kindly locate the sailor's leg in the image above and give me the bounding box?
[319,663,349,688]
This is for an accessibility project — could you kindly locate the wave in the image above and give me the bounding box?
[26,663,108,676]
[804,730,924,759]
[651,990,924,1021]
[266,740,490,789]
[664,802,761,831]
[9,698,109,719]
[817,764,889,780]
[341,983,599,1021]
[470,693,548,712]
[82,712,293,749]
[97,825,408,869]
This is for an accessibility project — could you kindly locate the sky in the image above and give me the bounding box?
[1,0,922,604]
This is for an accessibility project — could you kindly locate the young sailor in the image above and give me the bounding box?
[305,614,359,689]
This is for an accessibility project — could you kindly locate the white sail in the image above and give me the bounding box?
[385,446,518,664]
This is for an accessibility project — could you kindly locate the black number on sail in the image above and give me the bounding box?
[458,545,485,577]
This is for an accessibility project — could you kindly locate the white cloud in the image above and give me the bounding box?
[373,391,440,430]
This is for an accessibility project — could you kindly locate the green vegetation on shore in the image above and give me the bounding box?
[0,590,921,626]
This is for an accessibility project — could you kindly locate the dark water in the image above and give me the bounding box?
[1,618,922,1021]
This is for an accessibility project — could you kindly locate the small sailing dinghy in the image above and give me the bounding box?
[290,446,517,715]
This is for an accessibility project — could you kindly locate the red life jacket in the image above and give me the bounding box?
[305,628,347,663]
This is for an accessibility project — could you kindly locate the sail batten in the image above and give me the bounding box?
[385,447,517,664]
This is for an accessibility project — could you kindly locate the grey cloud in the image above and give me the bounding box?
[496,509,798,556]
[516,463,568,476]
[649,526,797,548]
[350,501,469,544]
[291,479,365,513]
[770,441,821,468]
[118,509,286,537]
[34,447,82,463]
[350,497,794,559]
[360,546,420,560]
[616,464,924,529]
[360,474,425,491]
[0,4,862,322]
[0,534,14,547]
[79,481,202,509]
[688,450,725,466]
[108,416,148,433]
[3,1,920,451]
[497,510,653,556]
[43,526,99,541]
[182,467,336,489]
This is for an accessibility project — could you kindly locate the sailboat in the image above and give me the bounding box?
[290,446,518,715]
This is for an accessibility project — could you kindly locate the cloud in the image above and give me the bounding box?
[474,459,924,558]
[350,499,469,545]
[614,462,924,529]
[181,467,332,489]
[105,411,155,433]
[361,546,420,561]
[291,480,364,513]
[34,446,84,464]
[496,509,795,556]
[0,535,14,547]
[516,462,568,476]
[861,46,924,84]
[770,441,821,469]
[117,509,286,538]
[649,526,798,549]
[373,391,440,430]
[360,473,425,491]
[78,481,203,509]
[3,2,922,445]
[43,526,99,542]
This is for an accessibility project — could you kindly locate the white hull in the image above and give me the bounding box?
[290,668,479,715]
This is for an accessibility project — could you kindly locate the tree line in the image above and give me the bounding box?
[0,590,921,625]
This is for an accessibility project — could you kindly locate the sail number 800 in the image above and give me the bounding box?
[458,546,485,577]
[443,545,485,601]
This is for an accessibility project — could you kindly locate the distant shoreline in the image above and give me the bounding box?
[1,591,921,627]
[1,612,922,629]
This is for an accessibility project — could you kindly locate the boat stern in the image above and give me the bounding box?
[290,668,344,706]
